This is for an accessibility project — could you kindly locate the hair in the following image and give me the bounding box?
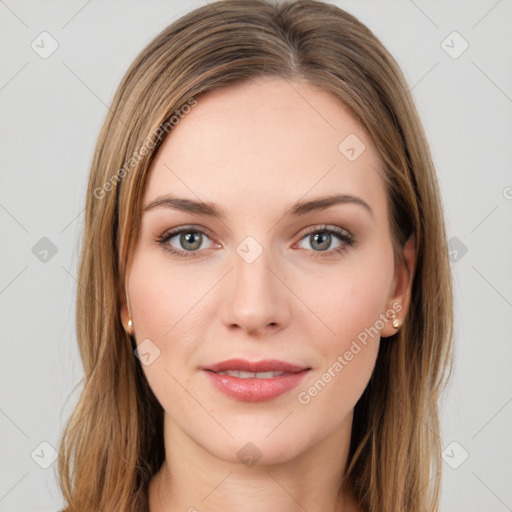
[57,1,454,511]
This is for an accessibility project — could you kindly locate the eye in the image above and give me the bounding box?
[156,227,218,259]
[156,224,355,260]
[295,225,355,257]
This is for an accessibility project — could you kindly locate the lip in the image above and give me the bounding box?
[202,359,311,402]
[203,358,309,373]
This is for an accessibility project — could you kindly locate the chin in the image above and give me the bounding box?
[192,421,317,468]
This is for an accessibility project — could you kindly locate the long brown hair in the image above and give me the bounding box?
[57,1,454,510]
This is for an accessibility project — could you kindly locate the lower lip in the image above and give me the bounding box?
[203,370,309,402]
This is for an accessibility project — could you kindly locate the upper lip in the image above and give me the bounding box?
[203,359,310,373]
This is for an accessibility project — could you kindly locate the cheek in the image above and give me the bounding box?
[307,277,386,380]
[128,251,210,343]
[127,257,204,412]
[127,253,200,381]
[295,247,394,408]
[302,245,394,350]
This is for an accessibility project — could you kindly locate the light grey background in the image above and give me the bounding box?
[1,1,511,511]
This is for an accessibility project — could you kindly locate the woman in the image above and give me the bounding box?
[58,1,454,511]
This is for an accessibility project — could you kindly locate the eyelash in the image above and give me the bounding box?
[155,224,356,260]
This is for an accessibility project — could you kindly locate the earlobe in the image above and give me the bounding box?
[391,310,401,329]
[380,234,417,338]
[119,277,134,335]
[120,299,135,336]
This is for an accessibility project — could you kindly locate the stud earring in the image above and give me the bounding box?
[127,319,134,335]
[390,307,401,329]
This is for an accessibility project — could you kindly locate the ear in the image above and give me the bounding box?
[380,234,417,338]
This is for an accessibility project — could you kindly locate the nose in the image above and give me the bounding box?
[218,241,291,336]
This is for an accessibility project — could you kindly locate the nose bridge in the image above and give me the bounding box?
[220,234,289,333]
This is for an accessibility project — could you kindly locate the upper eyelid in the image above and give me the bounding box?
[159,224,214,239]
[300,224,351,237]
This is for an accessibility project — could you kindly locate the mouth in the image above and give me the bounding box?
[202,359,311,402]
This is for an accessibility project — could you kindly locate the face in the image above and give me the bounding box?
[121,77,412,466]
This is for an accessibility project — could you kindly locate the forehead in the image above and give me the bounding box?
[143,77,386,218]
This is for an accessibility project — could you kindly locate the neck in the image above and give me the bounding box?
[148,412,360,512]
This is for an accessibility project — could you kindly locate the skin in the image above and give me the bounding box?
[120,77,416,512]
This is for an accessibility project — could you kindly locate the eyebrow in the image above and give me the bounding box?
[143,193,373,218]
